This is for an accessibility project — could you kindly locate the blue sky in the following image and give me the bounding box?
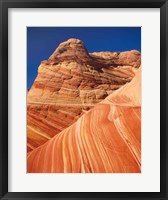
[27,27,141,89]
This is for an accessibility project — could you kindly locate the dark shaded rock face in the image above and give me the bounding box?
[27,38,141,152]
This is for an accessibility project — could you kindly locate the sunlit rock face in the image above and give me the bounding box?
[27,69,141,173]
[27,38,141,152]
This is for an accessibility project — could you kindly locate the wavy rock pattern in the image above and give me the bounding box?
[27,38,141,152]
[27,69,141,173]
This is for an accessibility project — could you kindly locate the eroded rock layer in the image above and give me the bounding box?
[27,69,141,173]
[27,38,141,152]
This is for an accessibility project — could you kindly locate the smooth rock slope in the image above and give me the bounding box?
[27,69,141,173]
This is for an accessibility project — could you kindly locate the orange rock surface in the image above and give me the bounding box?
[27,38,141,152]
[27,69,141,173]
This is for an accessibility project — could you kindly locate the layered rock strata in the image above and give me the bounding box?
[27,38,141,152]
[27,69,141,173]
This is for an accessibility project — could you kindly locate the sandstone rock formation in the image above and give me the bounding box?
[27,38,141,152]
[27,69,141,173]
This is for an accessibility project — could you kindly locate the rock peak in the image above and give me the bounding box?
[49,38,89,61]
[63,38,84,45]
[56,38,85,49]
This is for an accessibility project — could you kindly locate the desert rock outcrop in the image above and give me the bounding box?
[27,38,141,152]
[27,69,141,173]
